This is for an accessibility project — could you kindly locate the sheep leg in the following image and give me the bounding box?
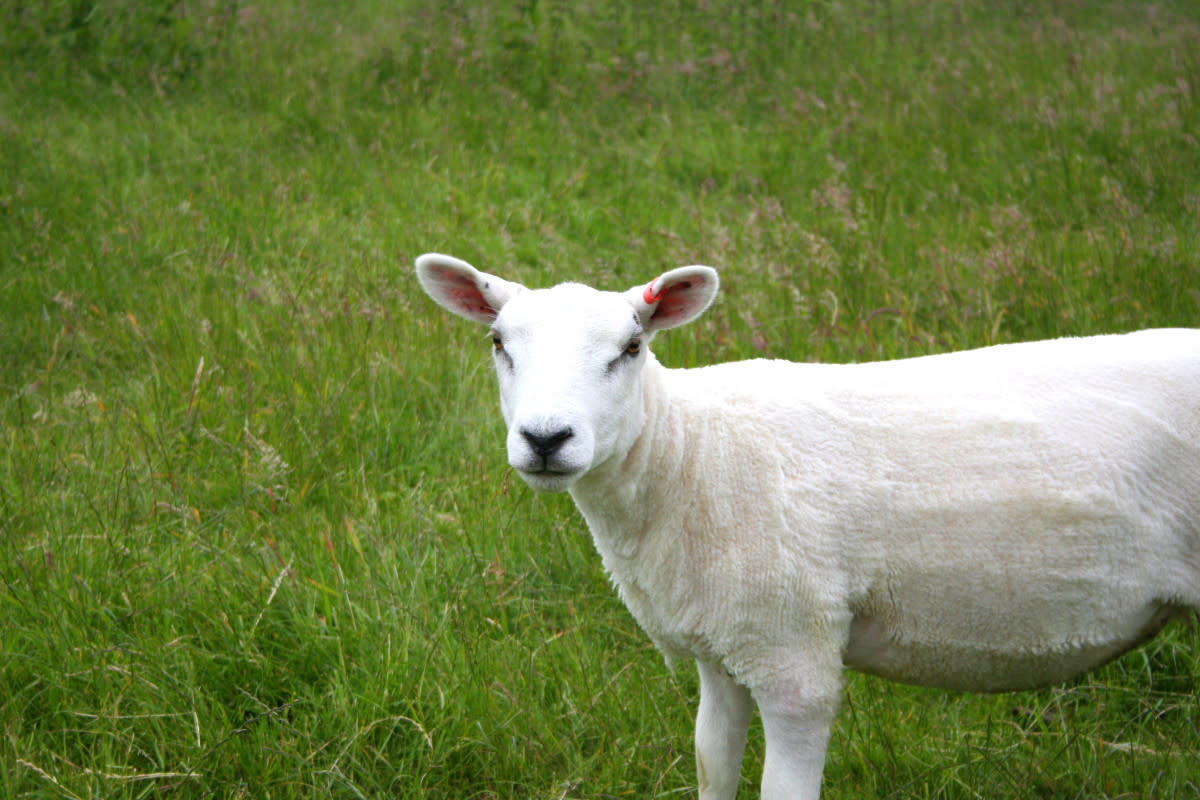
[756,682,840,800]
[695,660,753,800]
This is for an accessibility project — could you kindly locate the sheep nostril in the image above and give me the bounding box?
[522,427,574,458]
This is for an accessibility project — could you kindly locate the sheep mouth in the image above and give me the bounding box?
[515,466,582,492]
[512,454,583,477]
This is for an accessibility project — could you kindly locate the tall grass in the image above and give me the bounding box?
[2,1,1198,798]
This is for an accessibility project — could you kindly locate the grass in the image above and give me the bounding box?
[2,0,1199,797]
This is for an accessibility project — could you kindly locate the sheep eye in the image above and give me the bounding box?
[626,336,642,356]
[492,335,504,352]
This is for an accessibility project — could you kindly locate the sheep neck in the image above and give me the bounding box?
[568,352,678,555]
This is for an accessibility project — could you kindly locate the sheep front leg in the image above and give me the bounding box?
[695,660,753,800]
[756,680,841,800]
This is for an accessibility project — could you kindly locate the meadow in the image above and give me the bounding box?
[2,0,1199,797]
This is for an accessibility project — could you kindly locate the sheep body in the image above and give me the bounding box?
[415,253,1200,800]
[580,331,1200,694]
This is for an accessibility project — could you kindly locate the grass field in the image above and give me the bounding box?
[2,1,1199,797]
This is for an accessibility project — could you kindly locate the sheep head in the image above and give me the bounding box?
[415,253,719,492]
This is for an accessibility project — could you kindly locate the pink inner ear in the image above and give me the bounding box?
[434,266,497,318]
[652,278,702,321]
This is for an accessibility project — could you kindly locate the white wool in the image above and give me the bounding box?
[415,253,1200,800]
[585,338,1200,692]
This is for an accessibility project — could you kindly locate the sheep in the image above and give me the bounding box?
[414,252,1200,800]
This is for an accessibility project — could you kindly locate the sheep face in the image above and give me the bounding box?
[490,283,647,491]
[415,254,719,492]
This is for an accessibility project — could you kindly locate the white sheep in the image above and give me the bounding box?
[414,252,1200,800]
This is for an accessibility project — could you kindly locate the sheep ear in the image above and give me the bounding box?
[415,253,523,324]
[628,266,719,333]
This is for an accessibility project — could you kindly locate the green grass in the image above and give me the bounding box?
[2,1,1199,797]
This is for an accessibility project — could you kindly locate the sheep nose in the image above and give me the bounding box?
[522,427,574,458]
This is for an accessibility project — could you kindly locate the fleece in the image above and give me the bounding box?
[569,331,1200,696]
